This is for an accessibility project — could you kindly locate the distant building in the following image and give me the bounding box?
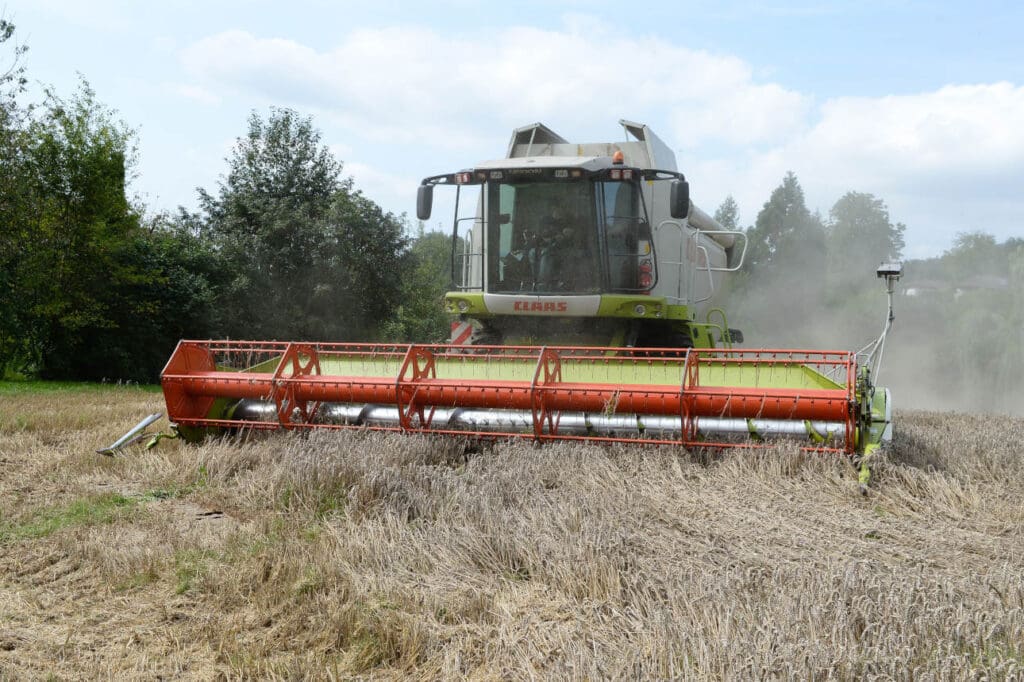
[904,275,1009,298]
[904,278,945,297]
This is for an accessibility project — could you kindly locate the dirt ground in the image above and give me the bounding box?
[1,384,1022,680]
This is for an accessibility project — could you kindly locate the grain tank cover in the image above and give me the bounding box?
[618,119,677,171]
[505,119,677,171]
[506,123,569,157]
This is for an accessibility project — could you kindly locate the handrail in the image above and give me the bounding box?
[691,242,715,304]
[453,216,484,291]
[695,230,748,272]
[655,219,688,305]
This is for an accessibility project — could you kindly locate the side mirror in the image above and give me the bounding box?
[670,179,690,220]
[416,185,433,220]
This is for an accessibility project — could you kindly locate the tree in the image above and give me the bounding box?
[0,18,30,375]
[199,108,408,341]
[943,231,1002,281]
[827,191,905,290]
[312,188,410,341]
[711,195,744,298]
[199,108,342,339]
[746,172,825,272]
[930,233,1022,410]
[95,217,228,379]
[0,17,28,127]
[730,173,827,345]
[2,32,196,381]
[5,81,153,379]
[714,195,740,231]
[382,229,453,342]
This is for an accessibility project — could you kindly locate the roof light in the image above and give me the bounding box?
[554,169,568,178]
[610,169,621,180]
[455,172,472,184]
[489,170,504,180]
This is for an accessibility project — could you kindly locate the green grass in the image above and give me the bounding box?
[114,566,161,592]
[0,379,162,396]
[141,466,209,502]
[174,549,218,595]
[0,492,140,543]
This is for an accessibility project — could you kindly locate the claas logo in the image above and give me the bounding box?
[513,300,569,312]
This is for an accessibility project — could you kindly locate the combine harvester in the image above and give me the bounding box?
[161,121,900,487]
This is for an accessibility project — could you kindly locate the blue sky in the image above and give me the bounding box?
[5,0,1023,258]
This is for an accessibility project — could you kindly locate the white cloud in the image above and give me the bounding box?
[169,83,222,105]
[783,82,1024,250]
[342,161,420,219]
[178,24,809,148]
[176,23,1024,256]
[675,81,1024,255]
[24,0,135,32]
[798,82,1024,178]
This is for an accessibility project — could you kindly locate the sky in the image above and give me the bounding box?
[4,0,1023,259]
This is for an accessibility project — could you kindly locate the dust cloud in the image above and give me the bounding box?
[723,247,1024,417]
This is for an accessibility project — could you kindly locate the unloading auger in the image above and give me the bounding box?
[160,121,900,487]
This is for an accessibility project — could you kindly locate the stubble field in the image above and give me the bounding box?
[1,383,1022,680]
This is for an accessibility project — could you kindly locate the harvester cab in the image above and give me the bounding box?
[416,120,747,349]
[159,120,899,490]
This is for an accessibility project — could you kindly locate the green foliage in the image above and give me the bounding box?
[381,228,453,342]
[728,183,1022,413]
[2,80,147,378]
[744,171,826,272]
[730,172,827,342]
[724,175,915,350]
[174,548,218,595]
[132,217,229,347]
[198,108,340,340]
[0,380,160,396]
[816,191,908,341]
[0,492,137,543]
[322,187,410,340]
[712,196,744,297]
[2,80,412,379]
[943,231,1002,279]
[0,19,32,375]
[827,191,905,288]
[713,194,740,231]
[1,26,413,377]
[0,18,28,123]
[198,108,408,341]
[897,234,1024,412]
[2,80,229,381]
[0,19,231,381]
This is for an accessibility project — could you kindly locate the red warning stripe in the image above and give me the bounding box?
[450,321,473,345]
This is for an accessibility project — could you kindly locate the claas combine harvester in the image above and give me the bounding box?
[161,120,900,487]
